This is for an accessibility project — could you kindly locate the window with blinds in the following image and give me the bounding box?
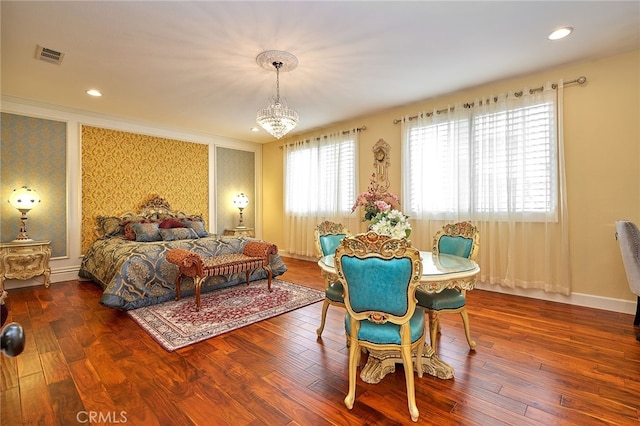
[406,100,557,220]
[285,139,356,215]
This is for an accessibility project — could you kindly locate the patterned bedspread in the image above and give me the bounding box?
[78,235,287,310]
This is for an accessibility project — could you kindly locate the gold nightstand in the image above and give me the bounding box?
[0,240,52,290]
[223,228,255,238]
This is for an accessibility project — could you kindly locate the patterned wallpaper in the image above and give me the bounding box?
[216,147,255,231]
[1,113,67,257]
[81,126,209,253]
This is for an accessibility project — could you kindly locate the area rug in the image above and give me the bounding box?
[127,279,324,352]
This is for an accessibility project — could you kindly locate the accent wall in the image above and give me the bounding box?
[1,112,67,257]
[80,126,209,253]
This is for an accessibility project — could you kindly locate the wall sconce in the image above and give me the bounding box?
[8,186,41,241]
[233,193,249,229]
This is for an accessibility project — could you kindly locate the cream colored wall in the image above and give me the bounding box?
[263,49,640,306]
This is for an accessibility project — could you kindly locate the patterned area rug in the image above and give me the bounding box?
[127,279,324,352]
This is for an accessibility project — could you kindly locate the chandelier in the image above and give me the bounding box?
[256,50,299,139]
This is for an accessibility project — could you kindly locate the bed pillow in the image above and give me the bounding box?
[159,228,199,241]
[182,220,208,237]
[159,218,185,229]
[96,216,123,237]
[122,218,155,240]
[131,222,161,242]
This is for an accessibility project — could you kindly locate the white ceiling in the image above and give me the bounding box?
[2,1,639,144]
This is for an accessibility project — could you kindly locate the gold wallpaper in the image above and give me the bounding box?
[81,126,209,253]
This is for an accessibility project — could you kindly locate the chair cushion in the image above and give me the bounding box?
[439,235,473,258]
[341,256,413,317]
[416,288,466,310]
[345,308,425,345]
[326,281,344,303]
[320,234,346,256]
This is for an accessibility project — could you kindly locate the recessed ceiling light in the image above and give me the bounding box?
[250,127,259,132]
[86,89,102,97]
[548,27,573,40]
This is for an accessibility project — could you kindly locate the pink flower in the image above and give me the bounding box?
[351,174,401,221]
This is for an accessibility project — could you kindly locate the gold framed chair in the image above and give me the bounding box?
[416,221,480,354]
[335,232,425,422]
[314,220,351,337]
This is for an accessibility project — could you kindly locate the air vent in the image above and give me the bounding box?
[35,45,65,65]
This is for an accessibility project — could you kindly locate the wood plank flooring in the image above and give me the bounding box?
[1,256,639,425]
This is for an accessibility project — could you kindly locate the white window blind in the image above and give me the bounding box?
[285,138,356,216]
[405,96,557,221]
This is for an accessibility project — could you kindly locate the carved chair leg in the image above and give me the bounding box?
[344,336,359,410]
[400,343,419,422]
[316,298,331,337]
[459,309,477,350]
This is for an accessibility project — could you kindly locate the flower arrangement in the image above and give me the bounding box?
[351,173,401,221]
[369,207,412,239]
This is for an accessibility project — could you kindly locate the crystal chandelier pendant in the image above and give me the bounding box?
[256,51,299,139]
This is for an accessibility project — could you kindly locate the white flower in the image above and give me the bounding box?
[369,208,412,239]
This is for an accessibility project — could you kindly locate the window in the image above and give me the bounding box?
[404,96,557,221]
[284,137,356,216]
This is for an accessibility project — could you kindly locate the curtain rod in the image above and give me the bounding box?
[279,126,366,149]
[393,76,587,124]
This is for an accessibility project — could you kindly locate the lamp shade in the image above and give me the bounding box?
[233,193,249,209]
[8,186,40,211]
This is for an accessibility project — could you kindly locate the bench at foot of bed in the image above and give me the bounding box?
[166,241,278,311]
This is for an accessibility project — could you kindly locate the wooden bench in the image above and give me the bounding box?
[166,241,278,311]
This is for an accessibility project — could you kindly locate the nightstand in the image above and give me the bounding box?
[223,228,255,238]
[0,240,52,290]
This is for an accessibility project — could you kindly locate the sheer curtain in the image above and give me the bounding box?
[283,129,361,257]
[402,82,571,294]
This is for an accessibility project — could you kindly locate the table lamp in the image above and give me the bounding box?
[233,193,249,229]
[8,186,41,241]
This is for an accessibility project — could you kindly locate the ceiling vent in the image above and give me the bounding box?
[35,45,65,65]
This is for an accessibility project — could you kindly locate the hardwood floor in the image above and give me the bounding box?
[2,256,639,425]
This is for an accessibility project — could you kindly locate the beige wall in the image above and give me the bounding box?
[263,49,640,304]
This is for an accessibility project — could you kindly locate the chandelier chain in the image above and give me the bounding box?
[274,61,282,104]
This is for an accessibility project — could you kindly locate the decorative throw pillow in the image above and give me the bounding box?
[96,216,123,237]
[159,218,185,229]
[182,220,208,238]
[131,222,161,242]
[159,228,199,241]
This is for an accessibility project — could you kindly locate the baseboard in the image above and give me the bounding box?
[474,282,637,315]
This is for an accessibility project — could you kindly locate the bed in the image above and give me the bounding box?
[78,195,287,310]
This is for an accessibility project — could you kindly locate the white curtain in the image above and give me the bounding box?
[283,129,361,257]
[401,82,571,294]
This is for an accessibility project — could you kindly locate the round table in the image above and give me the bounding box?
[318,251,480,382]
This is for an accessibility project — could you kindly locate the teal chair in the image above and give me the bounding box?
[314,220,351,337]
[416,222,479,354]
[335,232,425,423]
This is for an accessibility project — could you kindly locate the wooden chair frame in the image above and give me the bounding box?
[314,220,351,337]
[335,232,425,422]
[426,221,480,353]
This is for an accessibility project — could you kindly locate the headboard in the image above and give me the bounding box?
[93,194,203,239]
